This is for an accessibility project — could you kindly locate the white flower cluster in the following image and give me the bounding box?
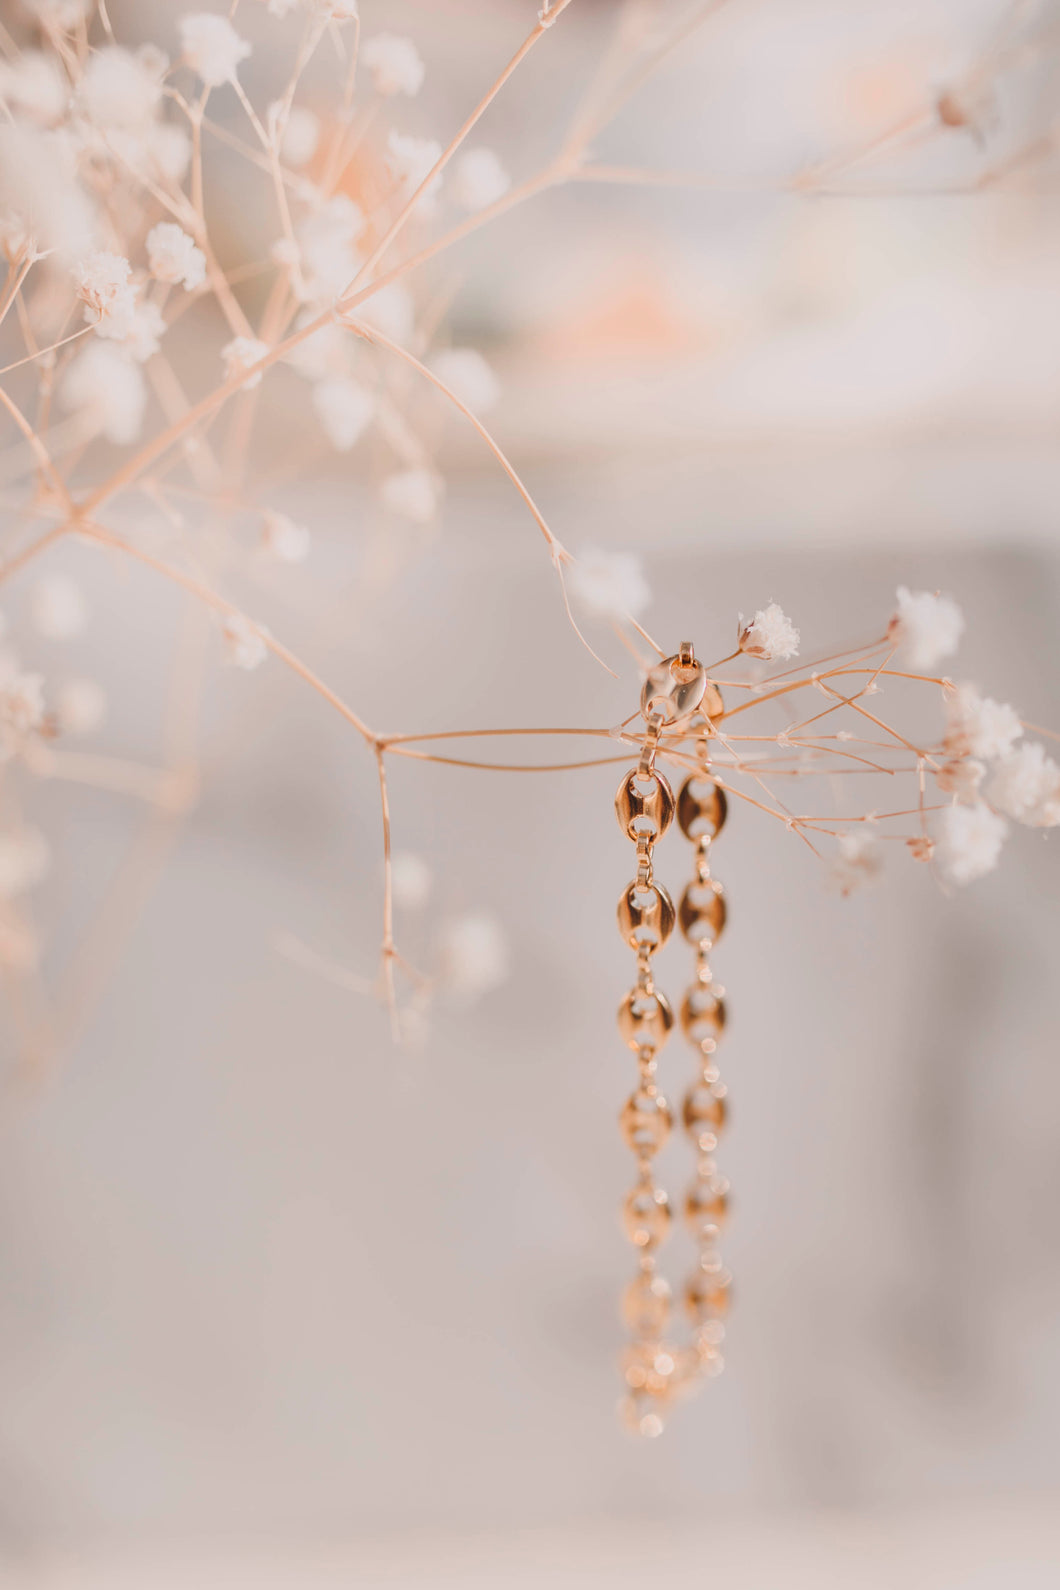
[739,602,800,661]
[889,586,964,669]
[361,35,425,98]
[261,512,311,564]
[221,612,268,671]
[386,130,443,209]
[569,549,651,621]
[0,579,105,761]
[146,222,206,291]
[222,336,270,390]
[430,348,501,413]
[380,469,443,525]
[75,250,165,360]
[178,15,251,89]
[62,222,206,443]
[0,0,512,540]
[831,829,882,897]
[439,911,510,1001]
[936,683,1059,884]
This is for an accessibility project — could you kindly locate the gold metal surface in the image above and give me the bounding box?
[617,880,676,951]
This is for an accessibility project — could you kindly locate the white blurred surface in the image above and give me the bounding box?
[4,1502,1060,1588]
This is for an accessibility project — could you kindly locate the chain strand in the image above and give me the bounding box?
[674,746,731,1385]
[612,650,732,1435]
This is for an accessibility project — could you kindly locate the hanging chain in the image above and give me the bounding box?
[612,643,732,1436]
[673,714,731,1387]
[615,708,679,1438]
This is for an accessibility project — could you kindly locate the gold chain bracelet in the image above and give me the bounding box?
[614,644,731,1436]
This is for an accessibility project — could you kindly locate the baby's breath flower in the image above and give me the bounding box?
[936,756,985,803]
[296,195,363,300]
[451,147,511,211]
[261,511,310,563]
[285,316,349,381]
[221,612,267,670]
[31,576,87,640]
[390,851,432,910]
[222,336,269,389]
[276,105,319,168]
[430,348,500,413]
[355,283,414,344]
[271,239,299,270]
[146,222,206,291]
[312,375,374,450]
[146,123,192,183]
[440,911,509,1000]
[937,801,1007,884]
[361,35,425,98]
[888,586,964,670]
[56,677,107,736]
[75,251,136,325]
[316,0,359,19]
[263,0,301,14]
[739,602,800,661]
[0,51,68,125]
[179,14,251,89]
[61,342,147,445]
[986,741,1060,827]
[386,130,442,198]
[830,829,882,895]
[944,684,1022,763]
[107,299,166,362]
[76,45,165,129]
[75,255,162,355]
[569,548,650,620]
[379,468,442,524]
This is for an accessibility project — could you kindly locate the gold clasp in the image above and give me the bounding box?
[640,642,708,724]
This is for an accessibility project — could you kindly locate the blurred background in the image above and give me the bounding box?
[2,0,1060,1584]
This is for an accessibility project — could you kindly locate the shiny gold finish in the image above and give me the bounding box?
[679,986,727,1047]
[682,1084,727,1139]
[640,651,708,723]
[677,880,727,945]
[671,680,733,1409]
[617,880,676,951]
[700,680,725,721]
[619,1086,673,1154]
[622,1339,678,1396]
[615,767,675,841]
[677,776,728,841]
[617,986,674,1049]
[623,1183,673,1248]
[613,644,732,1433]
[622,1271,672,1336]
[685,1270,732,1324]
[684,1180,729,1230]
